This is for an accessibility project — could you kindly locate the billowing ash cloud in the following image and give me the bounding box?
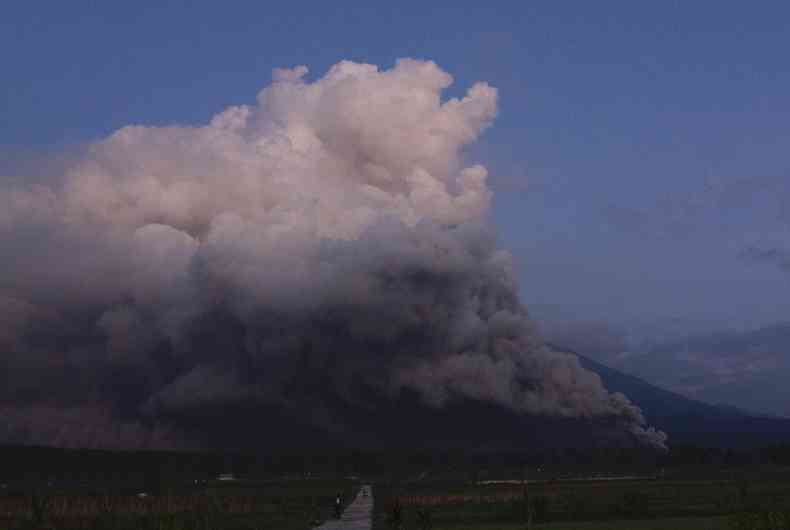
[0,59,666,450]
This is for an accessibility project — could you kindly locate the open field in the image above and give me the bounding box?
[0,478,355,530]
[419,517,727,530]
[4,473,790,529]
[372,472,790,530]
[5,446,790,529]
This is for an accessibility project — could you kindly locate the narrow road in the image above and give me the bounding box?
[315,484,373,530]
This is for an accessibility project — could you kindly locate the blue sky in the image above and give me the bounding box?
[3,1,789,335]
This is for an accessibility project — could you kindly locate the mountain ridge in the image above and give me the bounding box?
[551,343,790,448]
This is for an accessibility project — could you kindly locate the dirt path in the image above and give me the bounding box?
[315,484,372,530]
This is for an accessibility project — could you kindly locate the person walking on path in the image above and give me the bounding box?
[316,485,373,530]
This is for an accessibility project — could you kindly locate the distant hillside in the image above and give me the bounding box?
[597,323,790,418]
[551,344,790,448]
[4,342,790,454]
[217,345,790,451]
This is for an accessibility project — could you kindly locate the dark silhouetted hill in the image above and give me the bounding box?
[554,344,790,448]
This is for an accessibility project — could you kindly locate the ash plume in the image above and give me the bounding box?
[0,59,666,450]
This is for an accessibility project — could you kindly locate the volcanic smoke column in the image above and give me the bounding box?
[0,59,666,449]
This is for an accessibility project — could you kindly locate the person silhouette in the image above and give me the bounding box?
[335,492,342,519]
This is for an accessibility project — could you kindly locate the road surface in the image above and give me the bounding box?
[315,484,373,530]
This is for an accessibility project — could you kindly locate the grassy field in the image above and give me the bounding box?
[426,517,727,530]
[372,471,790,530]
[0,477,355,530]
[5,467,790,529]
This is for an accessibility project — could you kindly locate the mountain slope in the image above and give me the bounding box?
[552,344,790,447]
[189,345,790,452]
[601,323,790,418]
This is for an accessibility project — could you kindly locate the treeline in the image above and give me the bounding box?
[666,444,790,468]
[2,444,790,488]
[0,446,222,493]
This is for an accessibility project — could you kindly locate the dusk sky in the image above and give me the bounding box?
[2,2,789,334]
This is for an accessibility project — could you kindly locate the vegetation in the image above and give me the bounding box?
[5,444,790,529]
[0,478,355,530]
[371,469,790,530]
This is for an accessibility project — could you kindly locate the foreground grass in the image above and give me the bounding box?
[373,473,790,530]
[0,478,356,530]
[433,516,727,530]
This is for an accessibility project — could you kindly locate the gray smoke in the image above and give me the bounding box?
[0,59,666,449]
